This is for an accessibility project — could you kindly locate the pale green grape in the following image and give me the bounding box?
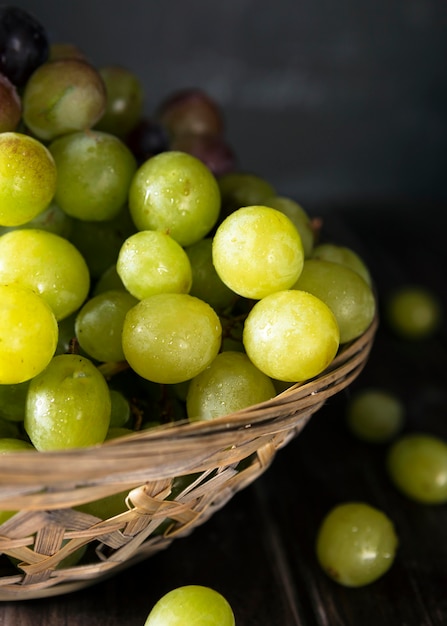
[122,293,222,384]
[387,433,447,504]
[75,290,138,362]
[49,130,137,221]
[128,151,221,247]
[0,284,58,384]
[185,237,236,312]
[0,228,90,320]
[316,502,398,587]
[22,58,106,140]
[25,354,111,450]
[0,380,30,422]
[95,65,144,138]
[0,132,57,227]
[0,201,74,238]
[144,585,235,626]
[187,351,277,421]
[243,289,339,382]
[263,195,315,258]
[0,438,35,453]
[117,230,192,300]
[385,285,442,339]
[312,242,372,286]
[346,388,404,443]
[212,205,304,299]
[293,258,376,343]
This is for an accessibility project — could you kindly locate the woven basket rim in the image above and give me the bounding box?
[0,314,378,484]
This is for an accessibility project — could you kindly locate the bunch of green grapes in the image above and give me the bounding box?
[0,4,377,457]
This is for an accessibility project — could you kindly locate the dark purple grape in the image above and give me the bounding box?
[156,88,225,138]
[125,117,170,163]
[0,71,21,131]
[0,5,49,87]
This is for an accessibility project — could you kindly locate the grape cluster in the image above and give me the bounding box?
[0,5,377,452]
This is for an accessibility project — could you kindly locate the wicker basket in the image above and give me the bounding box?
[0,314,377,600]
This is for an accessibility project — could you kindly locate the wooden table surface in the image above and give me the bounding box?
[1,203,446,625]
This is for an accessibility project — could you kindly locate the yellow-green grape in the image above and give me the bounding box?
[0,228,90,320]
[144,585,235,626]
[49,130,137,221]
[387,433,447,504]
[0,132,57,227]
[22,58,106,141]
[0,284,58,384]
[75,290,138,362]
[346,388,404,443]
[243,289,339,382]
[312,242,372,286]
[25,354,111,450]
[117,230,192,300]
[185,237,236,312]
[0,201,74,239]
[0,380,30,422]
[385,285,442,340]
[128,151,221,247]
[316,502,398,587]
[187,351,277,421]
[263,195,315,258]
[212,205,304,299]
[294,258,376,343]
[122,293,222,384]
[95,65,144,138]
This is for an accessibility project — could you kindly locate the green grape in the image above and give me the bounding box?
[95,65,144,137]
[109,389,131,428]
[116,230,192,300]
[385,285,442,339]
[93,264,125,295]
[25,354,111,450]
[0,380,30,422]
[346,388,404,443]
[0,438,35,453]
[69,205,136,279]
[144,585,235,626]
[243,289,339,382]
[122,293,222,384]
[293,258,376,344]
[0,228,90,320]
[75,290,138,362]
[185,237,237,312]
[263,195,315,258]
[49,130,137,221]
[217,170,275,217]
[0,201,74,238]
[187,351,276,421]
[212,205,304,299]
[312,242,372,286]
[387,433,447,504]
[76,489,129,519]
[0,284,58,384]
[0,132,57,227]
[22,58,106,141]
[105,427,134,440]
[316,502,398,587]
[55,312,78,355]
[128,150,221,247]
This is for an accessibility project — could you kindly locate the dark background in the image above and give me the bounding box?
[14,0,447,208]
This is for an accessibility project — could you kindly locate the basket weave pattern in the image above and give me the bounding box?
[0,315,377,600]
